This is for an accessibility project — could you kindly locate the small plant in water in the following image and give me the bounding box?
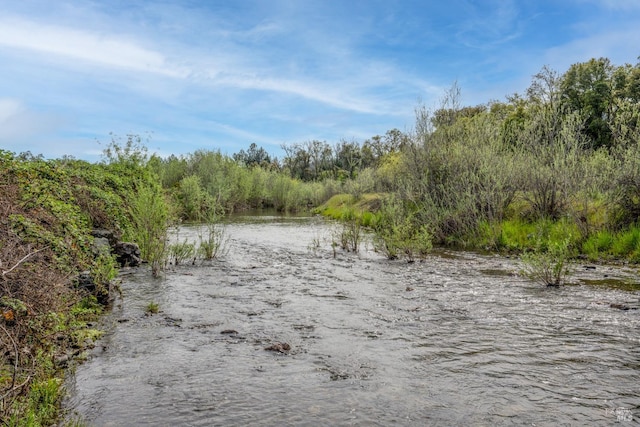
[521,237,572,286]
[197,207,228,260]
[308,233,322,254]
[335,209,361,253]
[169,239,196,265]
[145,302,159,314]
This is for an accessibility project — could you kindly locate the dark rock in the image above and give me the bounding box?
[91,229,119,246]
[265,342,291,353]
[54,353,70,368]
[92,237,111,256]
[75,270,113,305]
[114,242,142,267]
[77,270,94,291]
[610,303,630,311]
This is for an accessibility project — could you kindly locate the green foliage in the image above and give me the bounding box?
[197,211,228,260]
[23,378,62,426]
[1,138,177,423]
[101,133,150,170]
[70,296,103,319]
[128,183,170,277]
[169,239,196,265]
[91,252,118,288]
[155,148,333,215]
[335,209,362,253]
[145,302,159,314]
[582,230,615,261]
[609,140,640,228]
[521,237,573,287]
[611,226,640,261]
[373,196,432,261]
[175,175,211,221]
[233,142,272,167]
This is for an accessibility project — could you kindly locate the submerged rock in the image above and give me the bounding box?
[264,342,291,353]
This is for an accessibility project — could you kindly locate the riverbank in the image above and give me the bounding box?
[0,148,162,425]
[316,193,640,265]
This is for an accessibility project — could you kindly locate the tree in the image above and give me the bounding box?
[334,139,362,180]
[560,58,614,149]
[233,143,271,168]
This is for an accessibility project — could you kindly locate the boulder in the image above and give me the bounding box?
[114,242,142,267]
[76,270,113,305]
[92,237,111,256]
[91,229,119,247]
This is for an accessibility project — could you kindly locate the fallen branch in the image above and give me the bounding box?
[1,247,47,277]
[0,375,31,407]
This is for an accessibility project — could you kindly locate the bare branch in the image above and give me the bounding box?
[1,247,47,277]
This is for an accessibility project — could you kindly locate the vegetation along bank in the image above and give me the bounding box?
[1,56,639,424]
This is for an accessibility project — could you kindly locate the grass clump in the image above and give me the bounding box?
[145,302,160,315]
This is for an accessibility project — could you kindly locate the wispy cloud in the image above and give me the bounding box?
[0,98,64,146]
[453,0,523,49]
[1,0,636,160]
[542,22,640,70]
[0,16,188,77]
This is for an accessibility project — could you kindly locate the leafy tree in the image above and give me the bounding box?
[333,139,362,180]
[233,143,272,168]
[560,58,614,149]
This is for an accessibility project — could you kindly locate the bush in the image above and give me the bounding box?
[373,196,432,261]
[197,209,228,260]
[521,237,572,286]
[335,209,362,253]
[169,239,196,265]
[611,226,640,260]
[128,184,170,277]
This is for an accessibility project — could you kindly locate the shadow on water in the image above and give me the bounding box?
[65,214,640,426]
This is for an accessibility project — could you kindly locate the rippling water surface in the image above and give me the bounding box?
[66,215,640,426]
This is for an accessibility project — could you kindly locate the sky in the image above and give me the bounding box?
[0,0,639,161]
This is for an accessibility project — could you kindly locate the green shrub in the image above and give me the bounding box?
[128,184,170,277]
[91,252,118,287]
[611,226,640,260]
[521,237,572,286]
[373,196,432,261]
[582,230,615,260]
[169,239,196,265]
[336,209,361,253]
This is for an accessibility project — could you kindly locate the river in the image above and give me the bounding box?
[65,214,640,426]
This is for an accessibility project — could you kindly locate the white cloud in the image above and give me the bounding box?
[543,25,640,71]
[0,98,67,154]
[0,98,25,123]
[0,16,188,77]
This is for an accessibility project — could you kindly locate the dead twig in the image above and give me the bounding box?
[1,247,47,277]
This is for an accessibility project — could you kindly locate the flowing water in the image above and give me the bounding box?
[65,214,640,426]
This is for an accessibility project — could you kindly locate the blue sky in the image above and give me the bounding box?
[0,0,639,161]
